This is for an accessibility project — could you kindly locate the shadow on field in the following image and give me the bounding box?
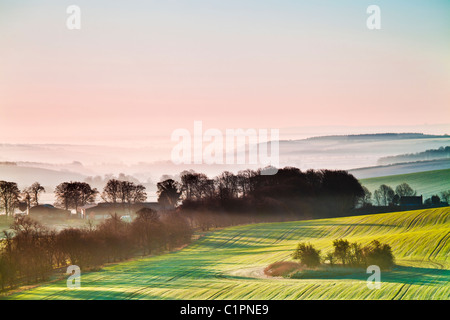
[195,222,397,249]
[291,265,450,286]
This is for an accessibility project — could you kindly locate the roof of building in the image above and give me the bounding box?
[82,202,161,215]
[29,205,70,215]
[399,195,423,205]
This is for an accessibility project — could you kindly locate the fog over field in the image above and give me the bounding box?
[1,132,449,204]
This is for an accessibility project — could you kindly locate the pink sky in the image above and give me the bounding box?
[0,1,449,145]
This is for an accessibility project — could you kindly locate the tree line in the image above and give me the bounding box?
[378,146,450,165]
[292,239,395,270]
[0,209,192,291]
[360,183,449,207]
[0,178,149,217]
[2,169,450,225]
[176,168,366,229]
[0,168,365,220]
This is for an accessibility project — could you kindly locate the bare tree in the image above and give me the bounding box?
[101,179,122,204]
[215,171,238,200]
[358,186,372,207]
[54,182,97,212]
[440,190,450,203]
[0,181,20,216]
[102,179,146,204]
[332,239,351,266]
[237,169,257,198]
[132,208,163,255]
[375,184,395,206]
[180,171,201,201]
[129,184,147,203]
[157,179,182,210]
[29,182,45,206]
[395,183,416,197]
[374,189,382,206]
[21,187,32,212]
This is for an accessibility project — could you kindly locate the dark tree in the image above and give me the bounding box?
[21,182,45,212]
[132,208,163,255]
[375,184,395,206]
[180,170,197,201]
[180,171,210,201]
[358,186,372,207]
[21,188,32,212]
[121,181,147,204]
[292,242,321,268]
[101,179,122,203]
[157,179,182,210]
[395,183,416,197]
[374,189,382,206]
[29,182,45,206]
[319,170,365,214]
[215,171,239,200]
[362,240,395,270]
[54,182,98,212]
[332,239,351,265]
[236,169,257,198]
[102,179,146,204]
[440,190,450,203]
[0,181,20,217]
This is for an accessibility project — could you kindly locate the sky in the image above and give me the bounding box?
[0,0,449,146]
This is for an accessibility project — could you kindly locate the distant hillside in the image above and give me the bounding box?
[302,133,449,142]
[360,168,450,200]
[2,133,450,178]
[378,146,450,165]
[277,133,450,172]
[350,159,450,179]
[0,164,86,188]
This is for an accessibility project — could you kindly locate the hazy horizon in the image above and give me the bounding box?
[0,123,449,146]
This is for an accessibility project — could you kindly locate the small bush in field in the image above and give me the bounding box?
[292,242,321,268]
[363,240,395,270]
[329,239,394,270]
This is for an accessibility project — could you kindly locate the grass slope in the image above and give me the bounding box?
[7,208,450,300]
[360,168,450,200]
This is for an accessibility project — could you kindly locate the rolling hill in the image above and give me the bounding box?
[359,168,450,200]
[350,159,450,179]
[7,207,449,300]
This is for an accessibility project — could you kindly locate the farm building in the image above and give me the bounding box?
[399,195,423,206]
[78,202,161,220]
[29,204,71,219]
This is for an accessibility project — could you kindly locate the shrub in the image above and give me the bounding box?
[362,240,395,270]
[292,242,321,268]
[323,251,335,266]
[332,239,351,265]
[348,242,364,267]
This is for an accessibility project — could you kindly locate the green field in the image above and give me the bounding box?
[360,168,450,201]
[7,207,450,300]
[0,216,14,237]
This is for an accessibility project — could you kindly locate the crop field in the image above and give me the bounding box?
[7,207,450,300]
[360,168,450,200]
